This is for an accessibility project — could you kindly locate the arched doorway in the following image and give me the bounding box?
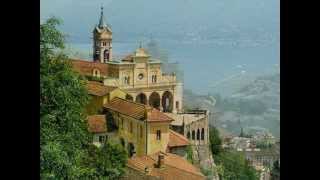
[104,49,110,61]
[125,94,133,101]
[136,93,147,105]
[127,142,135,157]
[149,92,160,109]
[162,91,173,112]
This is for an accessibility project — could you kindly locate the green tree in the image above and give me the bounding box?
[40,17,127,179]
[84,142,128,179]
[215,151,259,180]
[209,126,222,155]
[186,145,194,164]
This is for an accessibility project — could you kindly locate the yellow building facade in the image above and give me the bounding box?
[104,97,173,157]
[85,81,127,115]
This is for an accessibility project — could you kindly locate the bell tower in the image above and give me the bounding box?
[93,6,112,63]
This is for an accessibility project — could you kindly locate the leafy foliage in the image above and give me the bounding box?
[186,145,194,164]
[83,142,127,179]
[209,126,222,155]
[40,17,127,179]
[215,151,259,180]
[209,126,259,180]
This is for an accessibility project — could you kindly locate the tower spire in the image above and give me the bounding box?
[98,5,107,28]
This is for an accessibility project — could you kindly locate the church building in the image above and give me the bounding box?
[71,7,183,114]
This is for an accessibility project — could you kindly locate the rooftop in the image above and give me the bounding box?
[165,113,206,126]
[70,59,108,76]
[104,97,173,123]
[127,152,205,180]
[168,130,189,148]
[87,115,106,133]
[86,81,117,96]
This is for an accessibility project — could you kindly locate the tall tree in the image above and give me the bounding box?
[40,17,92,179]
[40,17,127,179]
[209,126,222,155]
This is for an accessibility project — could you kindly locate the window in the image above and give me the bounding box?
[124,76,130,85]
[99,135,105,143]
[201,128,205,140]
[156,130,161,140]
[93,69,100,77]
[130,122,133,133]
[152,75,157,83]
[176,101,179,109]
[103,42,107,46]
[192,131,195,140]
[187,132,191,139]
[138,73,144,80]
[121,118,124,129]
[197,129,200,140]
[140,125,143,138]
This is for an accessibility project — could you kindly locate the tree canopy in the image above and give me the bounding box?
[40,17,127,179]
[209,126,259,180]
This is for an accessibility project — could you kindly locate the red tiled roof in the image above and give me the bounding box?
[86,81,117,96]
[104,97,147,120]
[70,59,108,76]
[121,54,134,62]
[147,108,174,123]
[104,97,174,123]
[127,152,205,180]
[87,115,106,133]
[168,130,189,148]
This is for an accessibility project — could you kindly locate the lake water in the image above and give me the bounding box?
[68,39,279,95]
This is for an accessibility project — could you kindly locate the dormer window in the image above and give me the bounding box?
[93,69,101,77]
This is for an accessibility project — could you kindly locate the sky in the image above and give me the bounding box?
[41,0,279,94]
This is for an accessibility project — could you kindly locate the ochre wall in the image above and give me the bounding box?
[86,95,105,115]
[147,122,170,155]
[109,89,127,102]
[114,113,147,156]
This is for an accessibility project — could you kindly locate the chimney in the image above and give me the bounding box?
[156,154,165,168]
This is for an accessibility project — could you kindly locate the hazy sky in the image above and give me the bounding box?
[41,0,279,94]
[41,0,279,44]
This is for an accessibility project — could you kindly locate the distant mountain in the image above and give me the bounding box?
[184,73,280,138]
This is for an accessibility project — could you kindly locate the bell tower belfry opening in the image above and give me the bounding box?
[93,6,112,63]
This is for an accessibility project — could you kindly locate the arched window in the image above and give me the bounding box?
[201,128,205,140]
[192,130,195,140]
[187,132,191,139]
[197,129,200,140]
[93,69,100,78]
[152,75,157,83]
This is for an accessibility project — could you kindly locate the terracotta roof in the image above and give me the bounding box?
[127,152,205,180]
[86,81,117,96]
[87,115,106,133]
[121,54,134,62]
[70,59,108,76]
[104,97,174,122]
[104,97,147,120]
[168,130,189,148]
[147,108,174,123]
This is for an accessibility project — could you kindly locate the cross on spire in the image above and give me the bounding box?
[98,5,107,28]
